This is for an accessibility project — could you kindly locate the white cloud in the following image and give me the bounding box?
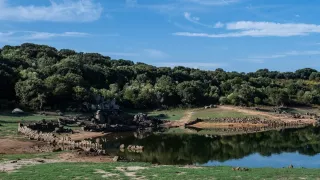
[237,50,320,64]
[0,0,102,22]
[251,50,320,59]
[24,31,90,40]
[172,21,202,32]
[184,12,200,22]
[183,0,240,6]
[0,31,90,42]
[125,0,137,7]
[174,21,320,38]
[214,22,224,28]
[184,12,224,28]
[144,49,169,59]
[100,49,168,59]
[101,52,140,57]
[155,62,227,69]
[236,58,265,64]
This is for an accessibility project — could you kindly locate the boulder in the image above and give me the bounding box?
[113,156,119,162]
[120,144,125,149]
[12,108,24,114]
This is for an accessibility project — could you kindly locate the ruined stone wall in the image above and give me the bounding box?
[192,117,309,127]
[18,123,103,150]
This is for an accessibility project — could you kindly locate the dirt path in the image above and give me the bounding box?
[219,106,315,124]
[166,111,195,127]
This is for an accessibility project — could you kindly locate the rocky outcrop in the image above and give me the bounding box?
[26,120,72,133]
[184,118,203,127]
[133,113,162,128]
[81,124,136,132]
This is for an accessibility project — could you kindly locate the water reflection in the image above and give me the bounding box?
[94,126,320,167]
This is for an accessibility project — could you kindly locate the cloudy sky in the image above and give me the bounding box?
[0,0,320,72]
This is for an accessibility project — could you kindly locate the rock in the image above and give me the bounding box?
[113,156,119,162]
[11,160,17,163]
[158,114,166,118]
[37,160,45,163]
[12,108,24,114]
[242,168,249,171]
[120,144,125,149]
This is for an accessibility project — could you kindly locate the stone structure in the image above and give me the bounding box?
[18,123,103,150]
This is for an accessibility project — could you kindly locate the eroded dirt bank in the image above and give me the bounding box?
[0,139,45,154]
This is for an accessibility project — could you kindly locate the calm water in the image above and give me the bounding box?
[92,126,320,168]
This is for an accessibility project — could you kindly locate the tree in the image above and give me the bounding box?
[15,78,47,110]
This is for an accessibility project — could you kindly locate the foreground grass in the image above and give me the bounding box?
[0,152,60,162]
[0,162,319,180]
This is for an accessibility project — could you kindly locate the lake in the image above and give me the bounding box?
[91,126,320,168]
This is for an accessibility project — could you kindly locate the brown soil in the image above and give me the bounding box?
[0,130,108,155]
[0,139,45,154]
[69,131,108,141]
[166,111,195,127]
[189,122,268,129]
[58,152,113,163]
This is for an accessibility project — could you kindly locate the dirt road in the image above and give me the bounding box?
[166,111,195,127]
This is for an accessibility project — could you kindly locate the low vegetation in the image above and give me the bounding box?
[0,161,319,180]
[0,152,60,162]
[0,113,58,137]
[191,108,255,120]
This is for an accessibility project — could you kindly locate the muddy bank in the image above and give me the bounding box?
[0,139,45,154]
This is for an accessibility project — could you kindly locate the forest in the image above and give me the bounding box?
[1,43,320,111]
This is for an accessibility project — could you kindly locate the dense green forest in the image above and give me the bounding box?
[1,43,320,111]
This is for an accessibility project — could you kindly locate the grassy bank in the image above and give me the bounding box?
[0,161,319,180]
[191,108,256,120]
[0,113,58,137]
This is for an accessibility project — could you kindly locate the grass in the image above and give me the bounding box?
[147,109,185,121]
[0,112,58,138]
[0,162,319,180]
[0,152,61,162]
[0,122,19,137]
[192,108,255,120]
[0,112,58,122]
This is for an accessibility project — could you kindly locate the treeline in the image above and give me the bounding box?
[1,43,320,110]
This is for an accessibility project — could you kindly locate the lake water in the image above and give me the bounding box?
[92,126,320,168]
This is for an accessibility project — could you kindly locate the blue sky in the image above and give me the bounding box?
[0,0,320,72]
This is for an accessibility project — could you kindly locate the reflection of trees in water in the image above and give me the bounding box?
[99,127,320,165]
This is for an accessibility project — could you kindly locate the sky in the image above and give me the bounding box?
[0,0,320,72]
